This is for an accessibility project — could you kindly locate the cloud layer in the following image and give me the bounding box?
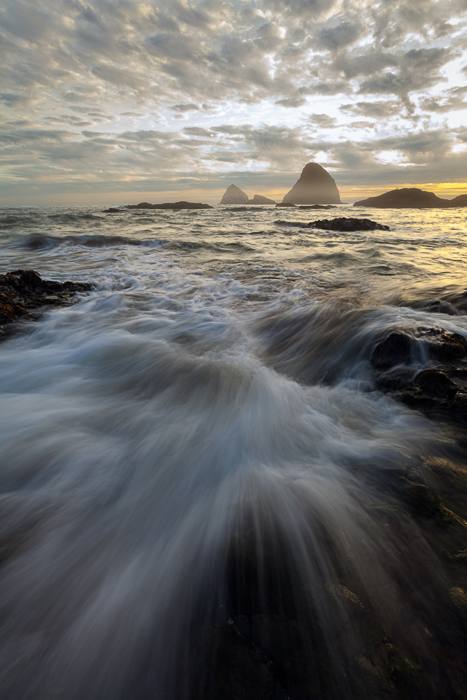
[1,0,466,201]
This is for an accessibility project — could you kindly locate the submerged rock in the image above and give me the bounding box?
[354,187,467,209]
[275,202,296,207]
[282,163,341,205]
[306,217,389,232]
[0,269,91,340]
[221,185,249,205]
[125,201,213,210]
[102,207,122,213]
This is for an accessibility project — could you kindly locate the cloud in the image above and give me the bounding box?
[0,0,466,201]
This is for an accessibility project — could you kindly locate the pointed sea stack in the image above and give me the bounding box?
[282,163,341,205]
[220,185,249,204]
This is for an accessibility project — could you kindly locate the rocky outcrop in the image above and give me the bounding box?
[354,188,467,209]
[125,201,213,210]
[282,163,341,205]
[306,217,389,231]
[220,185,249,205]
[250,194,276,205]
[276,202,296,207]
[0,270,91,340]
[370,329,467,425]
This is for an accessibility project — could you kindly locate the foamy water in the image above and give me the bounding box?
[1,204,467,698]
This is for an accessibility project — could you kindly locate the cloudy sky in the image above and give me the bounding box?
[1,0,467,204]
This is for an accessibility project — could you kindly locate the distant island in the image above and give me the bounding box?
[220,162,341,205]
[354,188,467,209]
[220,185,276,205]
[103,201,213,212]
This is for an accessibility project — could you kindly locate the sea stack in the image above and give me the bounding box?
[282,163,341,205]
[220,185,249,204]
[250,194,276,204]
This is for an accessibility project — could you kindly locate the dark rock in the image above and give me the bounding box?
[282,163,341,205]
[125,201,213,210]
[249,195,276,205]
[450,194,467,207]
[102,208,122,213]
[299,204,336,210]
[354,188,467,209]
[415,369,457,399]
[221,185,249,205]
[371,332,412,369]
[275,202,296,207]
[306,217,389,232]
[0,269,91,340]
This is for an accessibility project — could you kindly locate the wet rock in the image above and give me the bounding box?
[371,332,412,370]
[102,207,122,213]
[306,217,390,232]
[275,202,296,207]
[415,369,457,399]
[0,269,91,340]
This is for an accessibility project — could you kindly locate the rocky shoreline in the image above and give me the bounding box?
[0,269,91,340]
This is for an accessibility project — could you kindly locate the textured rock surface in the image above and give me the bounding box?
[306,217,389,231]
[282,163,341,204]
[0,269,91,340]
[371,329,467,425]
[354,188,467,209]
[221,185,249,205]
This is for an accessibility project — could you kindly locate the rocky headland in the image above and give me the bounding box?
[0,270,91,340]
[354,187,467,208]
[282,163,341,205]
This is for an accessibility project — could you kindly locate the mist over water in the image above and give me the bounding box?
[1,204,467,698]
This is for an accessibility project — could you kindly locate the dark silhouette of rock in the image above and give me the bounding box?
[0,270,91,340]
[299,204,336,210]
[306,217,389,232]
[276,202,296,207]
[126,201,213,210]
[282,163,341,204]
[220,185,249,205]
[102,208,122,213]
[354,188,467,209]
[249,194,276,204]
[450,194,467,207]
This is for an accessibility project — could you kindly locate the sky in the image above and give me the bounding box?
[1,0,467,205]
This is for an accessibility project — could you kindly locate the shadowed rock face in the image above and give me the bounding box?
[221,185,249,204]
[354,188,467,209]
[250,194,276,204]
[282,163,341,205]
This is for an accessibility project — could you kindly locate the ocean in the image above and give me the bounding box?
[0,203,467,699]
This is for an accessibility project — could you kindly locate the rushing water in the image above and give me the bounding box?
[1,203,467,699]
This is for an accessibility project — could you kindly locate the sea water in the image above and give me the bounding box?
[0,204,467,698]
